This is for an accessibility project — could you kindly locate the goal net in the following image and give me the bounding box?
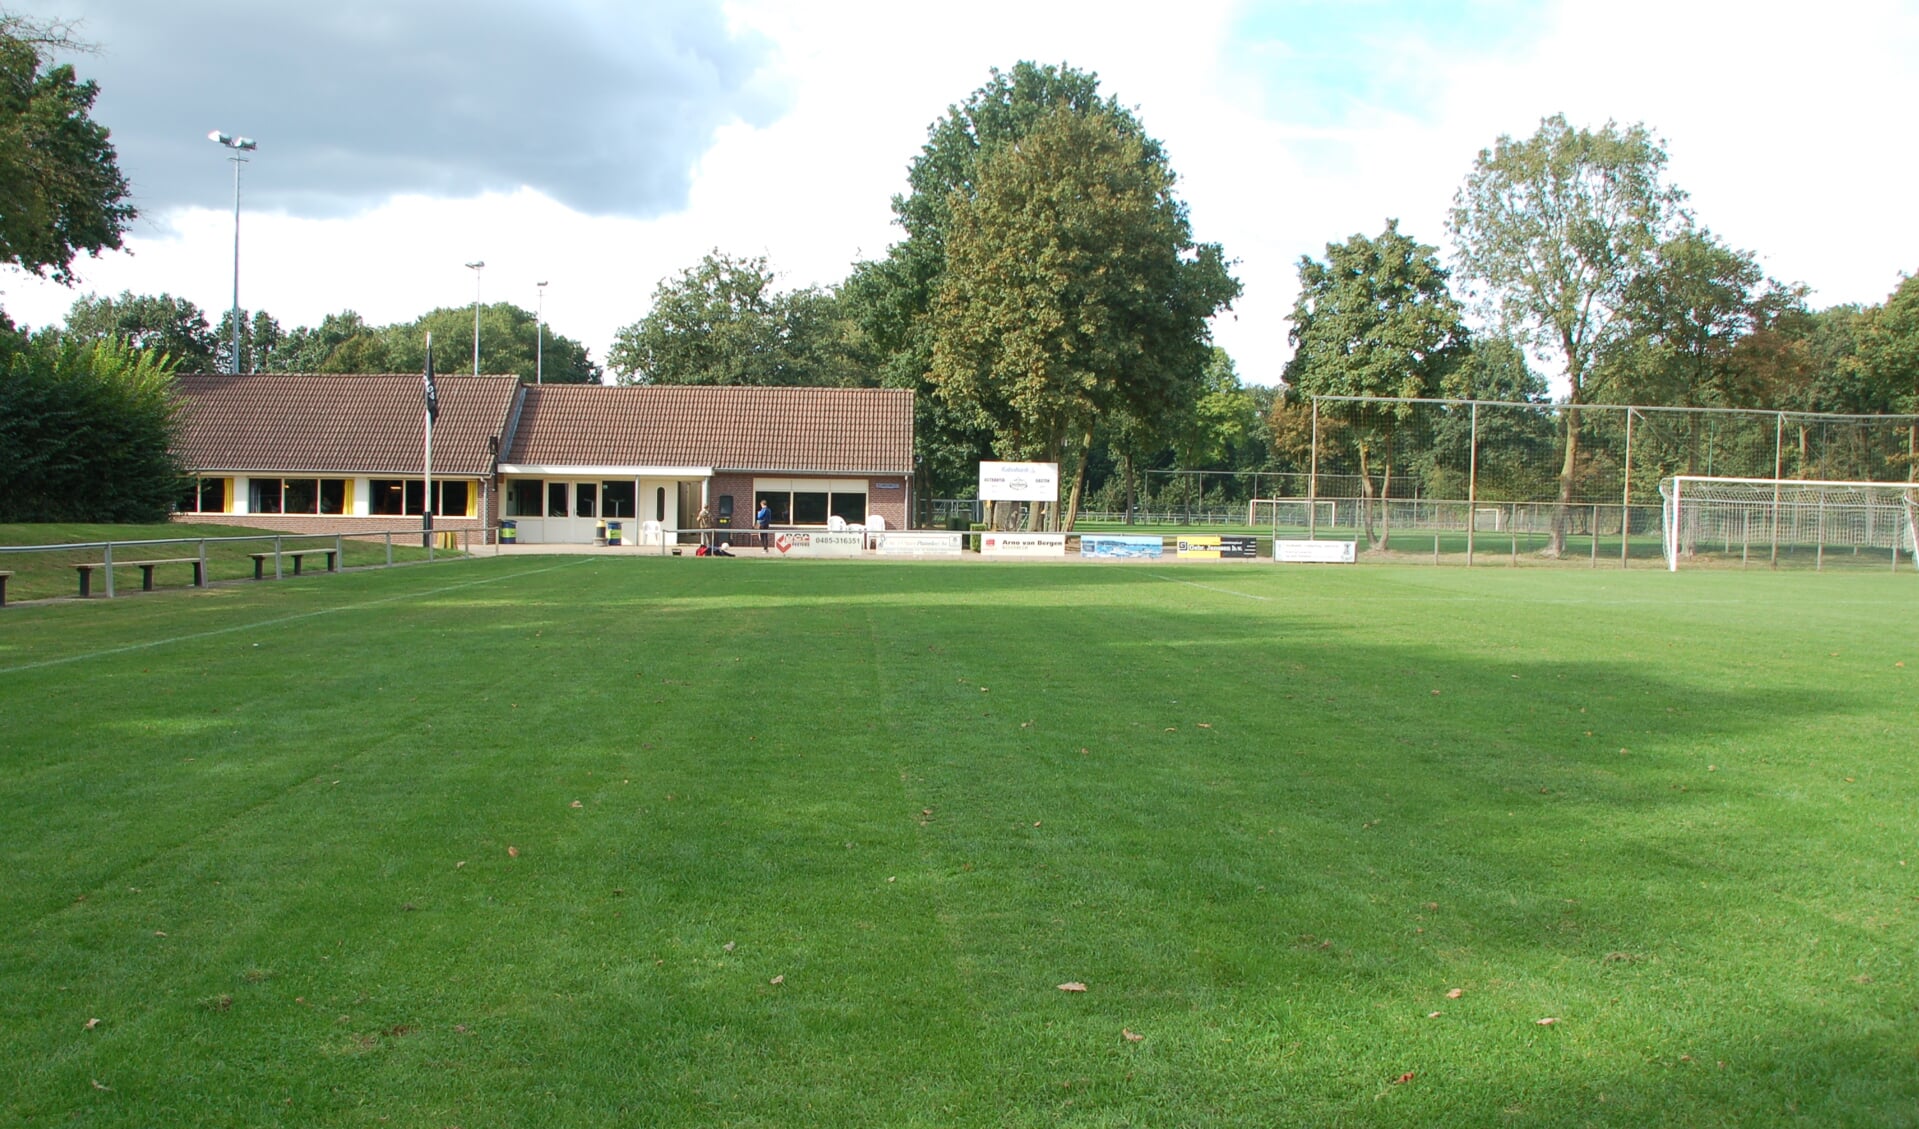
[1659,476,1919,571]
[1250,498,1339,530]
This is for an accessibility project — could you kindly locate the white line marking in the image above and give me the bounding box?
[1143,572,1272,601]
[0,560,587,676]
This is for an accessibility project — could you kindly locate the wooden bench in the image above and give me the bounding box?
[248,548,339,580]
[0,570,11,607]
[74,558,205,598]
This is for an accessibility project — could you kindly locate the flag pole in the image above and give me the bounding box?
[424,332,437,549]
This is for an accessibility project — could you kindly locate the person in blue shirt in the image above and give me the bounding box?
[756,498,771,551]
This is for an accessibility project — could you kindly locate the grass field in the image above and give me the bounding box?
[2,555,1914,1126]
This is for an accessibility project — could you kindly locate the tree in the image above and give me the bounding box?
[917,76,1237,528]
[214,308,286,374]
[850,62,1232,499]
[60,291,218,370]
[0,17,134,283]
[1601,229,1801,411]
[1448,114,1688,554]
[1853,273,1919,478]
[267,310,383,373]
[0,335,185,521]
[609,251,856,387]
[385,304,599,384]
[1283,220,1468,548]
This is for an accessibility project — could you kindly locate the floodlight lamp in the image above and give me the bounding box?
[466,261,485,270]
[536,280,548,287]
[208,130,230,144]
[234,137,257,151]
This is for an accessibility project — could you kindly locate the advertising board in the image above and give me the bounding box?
[978,461,1060,501]
[773,531,864,557]
[980,532,1068,557]
[1272,539,1357,564]
[1175,535,1258,560]
[1079,533,1164,560]
[874,531,963,555]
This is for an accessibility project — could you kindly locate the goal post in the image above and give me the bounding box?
[1659,475,1919,572]
[1250,498,1337,531]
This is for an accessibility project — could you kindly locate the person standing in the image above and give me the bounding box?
[695,502,713,549]
[755,498,772,551]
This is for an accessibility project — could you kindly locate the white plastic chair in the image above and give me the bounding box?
[827,515,847,531]
[640,520,664,546]
[865,514,887,531]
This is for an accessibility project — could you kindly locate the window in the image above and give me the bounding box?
[829,491,867,525]
[436,481,469,517]
[575,483,597,518]
[250,477,283,513]
[793,491,829,524]
[369,479,467,516]
[547,482,568,516]
[283,478,318,514]
[753,479,870,527]
[602,481,636,518]
[178,478,229,514]
[371,479,407,515]
[655,486,667,522]
[319,479,346,515]
[506,480,543,517]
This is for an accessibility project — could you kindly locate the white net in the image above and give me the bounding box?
[1659,476,1919,571]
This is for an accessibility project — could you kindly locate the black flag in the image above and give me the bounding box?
[423,333,439,424]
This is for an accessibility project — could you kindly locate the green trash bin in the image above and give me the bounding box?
[499,519,516,544]
[607,521,623,546]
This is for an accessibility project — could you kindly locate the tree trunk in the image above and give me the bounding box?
[1549,407,1579,557]
[1123,450,1136,525]
[1378,452,1394,552]
[1063,423,1093,531]
[1356,441,1379,549]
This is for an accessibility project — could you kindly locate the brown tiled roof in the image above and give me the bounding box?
[173,373,521,477]
[502,385,914,475]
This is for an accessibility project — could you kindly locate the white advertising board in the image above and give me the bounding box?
[980,532,1067,557]
[773,531,864,557]
[1272,539,1357,564]
[874,531,964,555]
[979,461,1060,501]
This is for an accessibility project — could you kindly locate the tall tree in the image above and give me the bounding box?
[60,291,218,370]
[1448,114,1688,554]
[852,62,1224,498]
[0,17,133,283]
[213,308,286,375]
[1284,220,1468,548]
[609,251,859,387]
[927,98,1237,529]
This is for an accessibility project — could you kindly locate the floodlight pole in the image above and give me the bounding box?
[208,131,258,373]
[535,280,548,384]
[466,261,485,376]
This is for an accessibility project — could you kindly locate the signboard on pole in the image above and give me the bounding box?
[979,462,1060,501]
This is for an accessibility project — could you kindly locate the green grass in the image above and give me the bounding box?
[0,523,456,603]
[2,558,1914,1126]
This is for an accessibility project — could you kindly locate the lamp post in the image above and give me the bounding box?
[208,131,257,374]
[465,260,484,376]
[535,280,548,384]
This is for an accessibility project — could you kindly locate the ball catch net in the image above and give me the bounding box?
[1659,476,1919,571]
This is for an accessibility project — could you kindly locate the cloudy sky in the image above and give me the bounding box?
[3,0,1915,386]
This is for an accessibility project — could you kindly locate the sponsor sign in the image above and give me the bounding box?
[1273,539,1357,564]
[774,531,864,557]
[979,461,1060,501]
[1175,535,1258,560]
[1080,533,1164,560]
[980,532,1067,557]
[874,531,963,555]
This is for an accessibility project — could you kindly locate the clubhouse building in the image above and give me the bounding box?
[171,374,916,544]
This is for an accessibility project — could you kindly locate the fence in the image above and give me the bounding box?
[0,527,482,602]
[1260,397,1919,566]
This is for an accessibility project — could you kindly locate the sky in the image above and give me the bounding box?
[3,0,1916,387]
